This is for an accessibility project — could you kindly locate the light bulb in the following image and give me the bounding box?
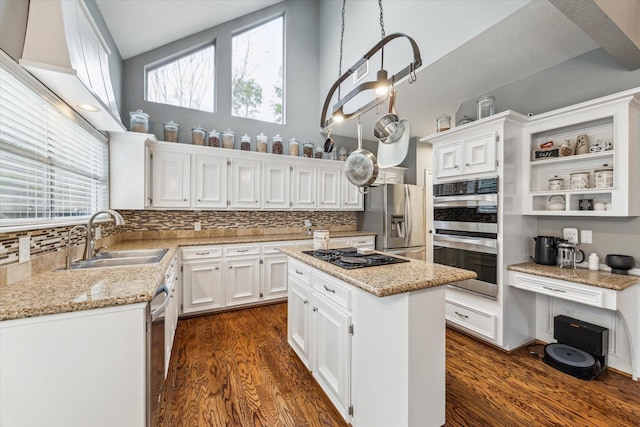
[332,108,344,123]
[374,69,390,96]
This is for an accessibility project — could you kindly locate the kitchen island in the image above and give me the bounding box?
[279,245,476,427]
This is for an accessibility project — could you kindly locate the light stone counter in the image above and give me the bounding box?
[0,232,375,321]
[278,245,477,297]
[507,262,639,291]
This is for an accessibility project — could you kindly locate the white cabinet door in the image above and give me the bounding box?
[311,293,351,420]
[224,257,260,306]
[194,154,228,209]
[434,141,462,179]
[182,259,224,313]
[291,163,317,209]
[229,158,261,209]
[350,236,375,249]
[318,166,342,210]
[288,277,311,367]
[150,148,191,208]
[262,254,289,300]
[462,132,496,175]
[342,178,363,210]
[262,160,290,209]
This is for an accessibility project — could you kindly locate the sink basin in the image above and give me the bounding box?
[60,248,168,270]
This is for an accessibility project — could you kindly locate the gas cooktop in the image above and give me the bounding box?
[302,247,410,270]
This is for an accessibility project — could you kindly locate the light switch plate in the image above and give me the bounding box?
[94,225,102,240]
[563,227,579,244]
[194,221,201,231]
[581,230,592,244]
[19,236,30,263]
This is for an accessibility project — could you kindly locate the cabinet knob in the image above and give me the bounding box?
[303,300,308,304]
[183,198,187,201]
[465,163,470,167]
[198,199,201,202]
[215,267,219,270]
[454,165,459,169]
[266,201,269,203]
[312,307,318,312]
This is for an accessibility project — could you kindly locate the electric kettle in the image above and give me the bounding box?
[533,236,562,265]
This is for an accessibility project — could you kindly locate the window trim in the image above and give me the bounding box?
[0,50,109,232]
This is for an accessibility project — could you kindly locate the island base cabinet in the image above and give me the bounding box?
[0,304,147,427]
[288,277,312,366]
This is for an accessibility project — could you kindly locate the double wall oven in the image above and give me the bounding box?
[433,177,499,299]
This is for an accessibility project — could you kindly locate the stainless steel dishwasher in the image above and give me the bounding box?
[147,279,170,426]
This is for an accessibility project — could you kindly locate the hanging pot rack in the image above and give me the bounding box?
[320,32,422,130]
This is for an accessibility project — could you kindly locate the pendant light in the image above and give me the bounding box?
[320,0,422,130]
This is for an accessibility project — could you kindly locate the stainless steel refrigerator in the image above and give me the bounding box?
[357,184,426,260]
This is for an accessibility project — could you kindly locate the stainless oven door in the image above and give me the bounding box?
[433,234,498,299]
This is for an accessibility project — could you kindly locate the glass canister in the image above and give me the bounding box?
[477,95,495,120]
[314,145,324,159]
[129,109,149,133]
[302,141,314,158]
[191,127,206,145]
[240,134,252,151]
[594,164,613,188]
[208,130,220,147]
[163,121,180,142]
[222,129,235,149]
[457,115,474,126]
[548,176,564,191]
[256,133,268,153]
[288,138,299,156]
[271,135,284,154]
[436,114,451,132]
[338,147,347,161]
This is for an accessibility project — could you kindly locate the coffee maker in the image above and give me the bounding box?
[533,236,563,265]
[557,241,585,268]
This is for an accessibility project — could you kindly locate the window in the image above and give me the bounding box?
[0,64,108,228]
[232,16,284,124]
[146,44,215,112]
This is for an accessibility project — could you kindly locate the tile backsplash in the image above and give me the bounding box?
[0,210,357,284]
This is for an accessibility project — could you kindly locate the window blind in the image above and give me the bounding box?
[0,65,109,228]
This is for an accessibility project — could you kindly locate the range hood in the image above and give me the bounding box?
[20,0,125,132]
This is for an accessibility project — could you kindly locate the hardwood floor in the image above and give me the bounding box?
[159,303,640,427]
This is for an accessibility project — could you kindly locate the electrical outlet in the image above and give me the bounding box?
[581,230,592,244]
[94,225,102,240]
[194,221,201,231]
[563,227,579,244]
[18,236,30,263]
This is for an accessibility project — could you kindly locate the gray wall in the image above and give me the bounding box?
[456,48,640,265]
[122,0,330,148]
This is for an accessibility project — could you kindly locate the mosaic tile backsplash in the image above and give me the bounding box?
[0,210,357,268]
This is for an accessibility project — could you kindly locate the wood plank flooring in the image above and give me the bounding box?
[159,303,640,426]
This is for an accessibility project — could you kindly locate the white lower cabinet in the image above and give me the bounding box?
[262,254,289,300]
[182,257,224,313]
[288,276,312,366]
[224,257,261,306]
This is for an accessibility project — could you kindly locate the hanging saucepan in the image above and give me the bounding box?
[323,127,334,153]
[345,120,379,192]
[373,89,400,144]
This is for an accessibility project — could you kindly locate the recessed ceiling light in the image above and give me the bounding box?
[77,104,101,112]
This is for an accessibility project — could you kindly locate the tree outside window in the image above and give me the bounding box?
[146,45,215,112]
[232,16,284,124]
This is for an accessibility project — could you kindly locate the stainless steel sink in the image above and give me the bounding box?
[60,248,168,270]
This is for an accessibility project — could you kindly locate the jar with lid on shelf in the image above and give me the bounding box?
[222,129,235,149]
[477,95,495,119]
[288,138,299,156]
[302,141,314,158]
[457,115,474,126]
[208,130,220,147]
[314,145,324,159]
[240,134,252,151]
[163,121,180,142]
[271,135,284,154]
[338,147,347,161]
[192,127,206,145]
[594,164,613,188]
[436,114,451,132]
[129,110,149,133]
[256,133,268,153]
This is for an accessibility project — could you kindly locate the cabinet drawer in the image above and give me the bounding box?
[313,271,351,310]
[263,242,295,254]
[350,236,375,248]
[289,258,312,285]
[510,272,614,309]
[181,246,222,260]
[224,244,260,257]
[446,300,496,340]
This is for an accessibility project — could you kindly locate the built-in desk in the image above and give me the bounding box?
[508,262,639,380]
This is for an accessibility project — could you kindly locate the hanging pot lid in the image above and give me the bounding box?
[377,119,410,168]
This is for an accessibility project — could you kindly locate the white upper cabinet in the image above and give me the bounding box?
[150,146,190,208]
[318,165,342,210]
[229,158,261,209]
[261,160,290,209]
[291,163,318,210]
[341,178,364,211]
[432,131,497,179]
[193,154,228,209]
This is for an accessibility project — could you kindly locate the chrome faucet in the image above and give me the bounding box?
[66,224,89,269]
[86,209,125,259]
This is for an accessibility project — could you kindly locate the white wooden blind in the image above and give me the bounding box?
[0,65,108,227]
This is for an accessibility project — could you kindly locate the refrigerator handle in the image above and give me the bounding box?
[405,185,412,245]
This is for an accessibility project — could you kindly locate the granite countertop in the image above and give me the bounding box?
[278,245,477,297]
[507,262,639,291]
[0,231,376,322]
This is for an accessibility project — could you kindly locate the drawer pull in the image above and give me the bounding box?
[236,249,249,253]
[323,285,336,293]
[196,252,210,256]
[295,269,304,275]
[543,286,566,293]
[454,311,469,319]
